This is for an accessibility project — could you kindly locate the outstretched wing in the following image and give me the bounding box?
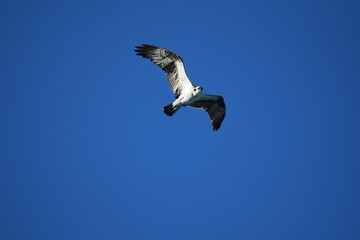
[189,95,226,131]
[135,44,194,98]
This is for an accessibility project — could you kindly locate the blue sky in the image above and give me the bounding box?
[1,0,360,239]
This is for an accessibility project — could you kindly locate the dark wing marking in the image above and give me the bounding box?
[135,44,193,98]
[189,95,226,131]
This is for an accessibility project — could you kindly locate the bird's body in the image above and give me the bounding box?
[135,44,226,131]
[163,86,203,116]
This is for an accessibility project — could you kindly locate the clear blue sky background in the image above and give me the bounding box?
[1,0,360,239]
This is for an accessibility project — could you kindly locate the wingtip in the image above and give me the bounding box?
[135,44,157,49]
[212,126,220,131]
[211,118,224,131]
[134,44,159,56]
[212,123,220,131]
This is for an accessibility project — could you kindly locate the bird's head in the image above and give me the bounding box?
[193,86,203,95]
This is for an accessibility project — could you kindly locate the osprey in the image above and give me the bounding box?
[135,44,226,131]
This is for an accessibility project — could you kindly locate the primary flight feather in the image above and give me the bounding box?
[135,44,226,131]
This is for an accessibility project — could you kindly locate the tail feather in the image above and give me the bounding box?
[163,103,178,116]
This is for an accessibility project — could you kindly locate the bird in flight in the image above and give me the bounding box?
[135,44,226,131]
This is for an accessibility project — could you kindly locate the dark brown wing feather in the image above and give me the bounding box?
[134,44,193,98]
[189,95,226,131]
